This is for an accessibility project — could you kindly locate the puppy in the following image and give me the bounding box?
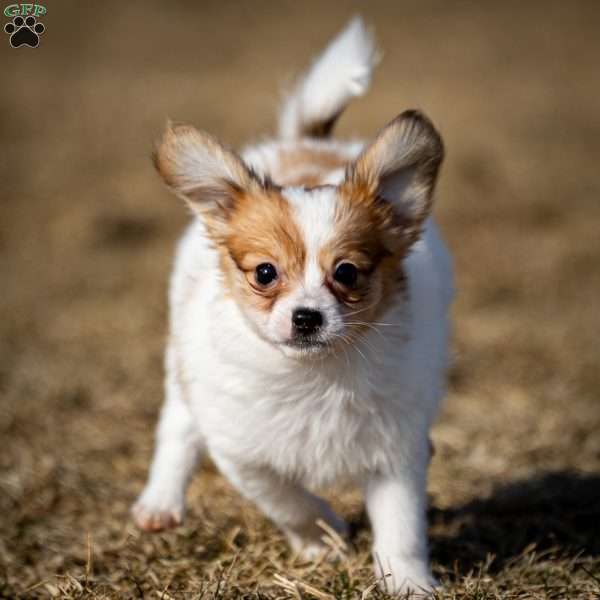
[132,17,453,595]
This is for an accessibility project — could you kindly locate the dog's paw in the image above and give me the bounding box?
[131,488,184,532]
[374,554,438,597]
[287,515,350,562]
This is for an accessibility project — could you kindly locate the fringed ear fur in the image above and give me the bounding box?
[344,110,444,244]
[153,123,263,226]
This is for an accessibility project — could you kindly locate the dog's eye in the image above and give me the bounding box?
[255,263,278,287]
[333,262,358,287]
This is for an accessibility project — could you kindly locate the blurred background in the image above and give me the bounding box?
[1,1,599,597]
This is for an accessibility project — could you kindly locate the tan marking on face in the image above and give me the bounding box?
[319,183,411,331]
[275,146,348,187]
[214,188,306,312]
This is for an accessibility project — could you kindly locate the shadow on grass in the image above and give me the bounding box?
[428,470,600,574]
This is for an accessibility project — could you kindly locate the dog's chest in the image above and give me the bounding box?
[198,360,400,487]
[261,393,392,487]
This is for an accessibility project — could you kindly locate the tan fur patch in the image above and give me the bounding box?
[217,188,306,312]
[320,111,444,332]
[319,183,410,330]
[275,146,347,187]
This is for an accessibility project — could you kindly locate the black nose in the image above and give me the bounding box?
[292,308,323,335]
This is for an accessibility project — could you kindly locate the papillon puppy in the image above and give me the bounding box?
[132,17,453,595]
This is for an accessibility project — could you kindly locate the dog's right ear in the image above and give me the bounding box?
[153,123,260,226]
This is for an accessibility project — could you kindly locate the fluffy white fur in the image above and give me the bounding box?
[133,17,453,596]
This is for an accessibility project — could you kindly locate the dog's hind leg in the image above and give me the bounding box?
[214,455,348,560]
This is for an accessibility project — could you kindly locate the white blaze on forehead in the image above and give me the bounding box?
[283,187,338,294]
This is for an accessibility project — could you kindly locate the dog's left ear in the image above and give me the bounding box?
[344,110,444,241]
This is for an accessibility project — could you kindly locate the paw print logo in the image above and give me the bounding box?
[4,15,45,48]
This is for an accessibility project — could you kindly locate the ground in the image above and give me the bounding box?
[1,1,600,598]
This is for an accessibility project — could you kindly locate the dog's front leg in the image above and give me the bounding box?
[214,456,348,560]
[365,462,437,596]
[132,382,204,531]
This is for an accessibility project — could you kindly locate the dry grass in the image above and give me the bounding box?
[1,1,600,598]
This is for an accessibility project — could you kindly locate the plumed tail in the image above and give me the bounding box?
[278,16,380,140]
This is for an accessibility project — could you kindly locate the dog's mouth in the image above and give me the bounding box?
[282,335,330,355]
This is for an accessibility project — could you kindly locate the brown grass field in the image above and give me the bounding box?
[1,1,600,598]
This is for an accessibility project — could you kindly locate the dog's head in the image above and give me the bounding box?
[154,111,443,358]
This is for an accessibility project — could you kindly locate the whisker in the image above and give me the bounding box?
[342,301,380,318]
[346,322,387,343]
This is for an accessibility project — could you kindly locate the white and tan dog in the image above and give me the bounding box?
[132,17,453,595]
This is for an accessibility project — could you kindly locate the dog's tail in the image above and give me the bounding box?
[278,16,379,140]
